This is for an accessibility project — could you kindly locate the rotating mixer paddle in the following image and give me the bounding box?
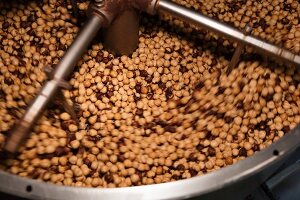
[3,0,300,154]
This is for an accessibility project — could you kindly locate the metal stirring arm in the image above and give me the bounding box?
[157,0,300,68]
[4,16,105,153]
[3,0,159,154]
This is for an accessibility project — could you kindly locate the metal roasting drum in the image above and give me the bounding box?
[1,0,300,199]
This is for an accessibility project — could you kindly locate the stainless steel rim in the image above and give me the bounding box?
[0,125,299,200]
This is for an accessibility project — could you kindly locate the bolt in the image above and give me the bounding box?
[94,0,105,7]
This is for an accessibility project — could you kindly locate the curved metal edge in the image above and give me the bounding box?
[0,125,299,200]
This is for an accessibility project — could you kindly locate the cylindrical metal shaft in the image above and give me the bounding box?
[158,0,300,68]
[54,16,104,80]
[102,9,140,55]
[4,15,104,153]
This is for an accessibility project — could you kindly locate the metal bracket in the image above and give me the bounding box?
[227,25,252,75]
[44,66,79,124]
